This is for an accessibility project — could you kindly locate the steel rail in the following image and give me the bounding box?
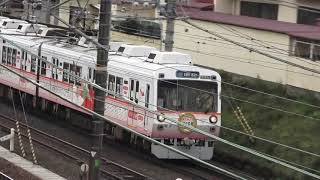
[0,113,150,180]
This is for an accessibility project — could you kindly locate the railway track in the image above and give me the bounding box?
[0,100,259,180]
[0,113,151,180]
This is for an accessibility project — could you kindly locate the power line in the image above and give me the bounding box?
[111,23,320,73]
[182,19,320,75]
[211,20,320,69]
[0,62,246,180]
[2,62,319,179]
[4,33,320,124]
[2,63,320,163]
[1,34,320,178]
[174,46,318,77]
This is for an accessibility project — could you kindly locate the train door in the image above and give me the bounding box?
[128,79,138,128]
[121,78,129,99]
[57,59,63,81]
[25,53,31,72]
[52,57,59,80]
[21,51,27,71]
[128,79,147,129]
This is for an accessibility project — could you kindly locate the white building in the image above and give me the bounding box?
[215,0,320,24]
[163,0,320,92]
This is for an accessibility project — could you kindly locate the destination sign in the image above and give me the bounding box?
[176,71,199,78]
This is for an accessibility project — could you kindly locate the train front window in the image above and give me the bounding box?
[157,80,218,112]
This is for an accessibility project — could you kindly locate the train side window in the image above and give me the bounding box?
[88,67,92,80]
[63,62,70,82]
[41,56,47,75]
[135,81,139,103]
[130,79,135,101]
[2,46,7,64]
[12,49,16,66]
[21,51,25,70]
[7,47,12,65]
[164,139,174,146]
[93,69,96,82]
[145,84,150,108]
[115,77,123,97]
[52,58,60,80]
[108,74,115,95]
[76,66,82,86]
[31,55,36,73]
[69,63,75,84]
[24,51,27,71]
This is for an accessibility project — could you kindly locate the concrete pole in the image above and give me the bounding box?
[10,128,14,152]
[23,0,29,20]
[164,0,176,52]
[44,0,51,24]
[89,0,111,179]
[35,42,43,108]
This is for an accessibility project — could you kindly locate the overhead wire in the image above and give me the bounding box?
[3,41,320,166]
[0,62,246,180]
[176,3,320,68]
[2,8,320,159]
[2,65,320,164]
[1,30,319,129]
[110,24,320,78]
[3,33,320,124]
[0,26,320,179]
[212,20,320,68]
[111,23,320,76]
[1,62,319,179]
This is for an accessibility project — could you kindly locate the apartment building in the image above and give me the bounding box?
[215,0,320,24]
[166,0,320,92]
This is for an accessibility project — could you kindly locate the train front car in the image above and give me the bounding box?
[149,51,221,160]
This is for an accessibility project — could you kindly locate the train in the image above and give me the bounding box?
[0,19,221,160]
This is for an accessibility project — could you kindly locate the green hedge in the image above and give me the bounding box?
[217,70,320,179]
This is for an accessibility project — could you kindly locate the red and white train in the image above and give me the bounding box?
[0,23,221,160]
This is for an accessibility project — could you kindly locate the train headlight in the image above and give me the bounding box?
[157,114,166,122]
[209,115,218,124]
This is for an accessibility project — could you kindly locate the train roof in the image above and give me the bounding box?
[1,34,221,80]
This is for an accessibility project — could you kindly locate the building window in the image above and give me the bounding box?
[297,7,320,25]
[293,38,320,61]
[240,1,278,20]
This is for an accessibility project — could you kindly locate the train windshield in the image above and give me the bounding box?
[157,80,218,112]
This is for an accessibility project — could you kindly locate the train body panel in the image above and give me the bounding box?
[0,32,221,160]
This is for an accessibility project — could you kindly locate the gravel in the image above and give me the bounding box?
[0,99,205,180]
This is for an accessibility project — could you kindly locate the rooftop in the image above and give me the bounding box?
[178,1,320,41]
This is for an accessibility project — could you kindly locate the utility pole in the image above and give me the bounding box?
[164,0,176,52]
[23,0,30,20]
[43,0,51,24]
[89,0,111,180]
[35,42,43,108]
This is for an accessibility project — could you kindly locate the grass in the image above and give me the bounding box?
[217,70,320,179]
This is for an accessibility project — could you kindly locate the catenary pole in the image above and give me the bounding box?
[44,0,51,23]
[89,0,111,180]
[164,0,176,51]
